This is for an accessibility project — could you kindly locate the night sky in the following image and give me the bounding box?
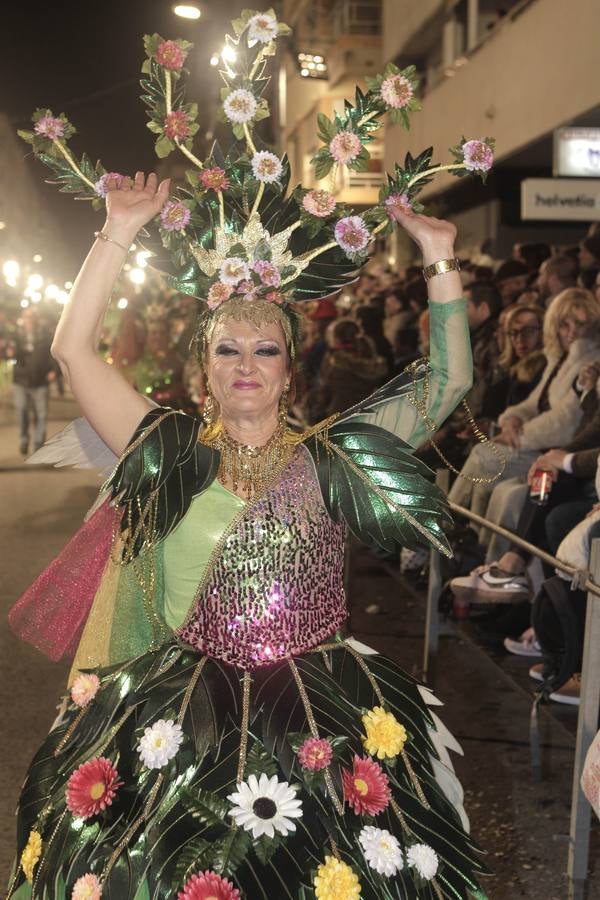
[4,0,244,275]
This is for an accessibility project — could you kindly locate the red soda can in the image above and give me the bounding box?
[530,468,553,506]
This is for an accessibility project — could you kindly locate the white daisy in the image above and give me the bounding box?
[223,89,257,125]
[227,772,303,839]
[137,719,184,769]
[247,13,279,44]
[406,842,439,880]
[359,825,404,877]
[219,257,251,285]
[251,151,283,184]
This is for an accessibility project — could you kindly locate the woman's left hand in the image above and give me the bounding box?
[388,208,457,264]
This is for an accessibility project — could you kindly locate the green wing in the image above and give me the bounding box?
[304,419,452,556]
[107,407,219,558]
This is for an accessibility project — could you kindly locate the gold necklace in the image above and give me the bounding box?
[205,421,297,500]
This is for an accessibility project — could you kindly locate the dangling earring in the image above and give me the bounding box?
[278,384,290,427]
[203,387,216,425]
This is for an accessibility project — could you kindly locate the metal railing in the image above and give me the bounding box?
[424,483,600,900]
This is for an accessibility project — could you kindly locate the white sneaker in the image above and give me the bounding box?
[529,663,545,682]
[450,563,530,605]
[503,636,542,657]
[549,674,581,706]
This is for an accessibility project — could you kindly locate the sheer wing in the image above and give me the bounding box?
[26,416,120,477]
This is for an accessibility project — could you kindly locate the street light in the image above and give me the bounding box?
[27,273,44,290]
[129,268,146,285]
[173,4,201,19]
[117,297,129,309]
[3,260,20,282]
[222,45,237,64]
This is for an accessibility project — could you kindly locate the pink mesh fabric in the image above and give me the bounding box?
[178,448,348,668]
[8,500,115,661]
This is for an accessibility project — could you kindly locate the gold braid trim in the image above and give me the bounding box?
[404,358,506,485]
[237,671,252,783]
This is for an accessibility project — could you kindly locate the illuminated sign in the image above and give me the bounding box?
[553,127,600,178]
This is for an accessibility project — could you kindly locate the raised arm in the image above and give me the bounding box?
[51,172,171,456]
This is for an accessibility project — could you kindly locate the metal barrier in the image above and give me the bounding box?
[423,492,600,899]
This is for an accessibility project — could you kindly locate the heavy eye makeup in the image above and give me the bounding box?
[214,343,282,356]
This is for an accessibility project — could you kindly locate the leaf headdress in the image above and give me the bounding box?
[19,7,495,350]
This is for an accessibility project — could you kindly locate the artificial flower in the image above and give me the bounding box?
[329,131,362,165]
[94,172,126,198]
[20,830,42,884]
[178,870,240,900]
[334,216,370,255]
[71,873,102,899]
[223,89,257,125]
[200,166,230,192]
[384,192,412,218]
[220,257,251,285]
[247,13,279,44]
[406,843,439,880]
[160,201,191,232]
[66,757,122,819]
[313,855,361,900]
[342,754,391,815]
[380,73,414,109]
[251,151,283,184]
[138,718,184,769]
[359,825,403,876]
[164,110,192,141]
[362,706,407,759]
[34,115,65,140]
[253,260,281,287]
[265,290,285,304]
[70,673,100,708]
[207,281,234,309]
[461,139,494,173]
[302,189,336,218]
[155,40,187,71]
[227,772,303,839]
[297,737,332,771]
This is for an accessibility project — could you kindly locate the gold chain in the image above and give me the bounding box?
[237,671,252,783]
[405,358,506,485]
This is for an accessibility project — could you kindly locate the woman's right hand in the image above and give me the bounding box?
[494,415,523,448]
[104,171,171,240]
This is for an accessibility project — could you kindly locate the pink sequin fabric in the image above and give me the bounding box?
[178,447,347,668]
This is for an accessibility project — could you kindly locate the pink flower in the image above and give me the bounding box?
[66,757,123,820]
[94,172,127,198]
[178,870,240,900]
[297,737,333,771]
[384,192,412,218]
[302,189,336,218]
[462,139,494,172]
[155,40,187,71]
[380,74,414,109]
[34,116,65,140]
[200,167,230,192]
[342,754,391,816]
[164,110,192,141]
[253,260,281,287]
[160,201,191,232]
[334,216,370,255]
[265,290,285,305]
[329,131,362,165]
[206,281,233,309]
[71,873,102,899]
[70,673,100,708]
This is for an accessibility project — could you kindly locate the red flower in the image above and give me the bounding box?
[66,756,123,819]
[164,110,191,141]
[178,870,240,900]
[341,754,391,816]
[155,40,187,71]
[297,737,333,771]
[200,166,230,192]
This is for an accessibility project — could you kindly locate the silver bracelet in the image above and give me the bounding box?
[94,230,130,253]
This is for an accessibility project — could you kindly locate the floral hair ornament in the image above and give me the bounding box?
[18,8,495,356]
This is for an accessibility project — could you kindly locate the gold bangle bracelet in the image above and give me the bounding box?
[94,230,131,253]
[422,257,461,282]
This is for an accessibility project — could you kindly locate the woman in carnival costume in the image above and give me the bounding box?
[8,9,497,899]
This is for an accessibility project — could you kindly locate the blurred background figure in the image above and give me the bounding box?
[11,307,57,456]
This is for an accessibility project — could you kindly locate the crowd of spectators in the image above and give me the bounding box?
[295,222,600,709]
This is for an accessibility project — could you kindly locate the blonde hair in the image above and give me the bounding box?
[499,304,544,369]
[544,288,600,359]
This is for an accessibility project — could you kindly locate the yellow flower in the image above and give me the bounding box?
[314,855,361,900]
[20,829,42,884]
[362,706,407,760]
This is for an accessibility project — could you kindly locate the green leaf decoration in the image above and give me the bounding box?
[253,833,280,865]
[172,836,214,890]
[155,135,175,158]
[245,741,278,778]
[181,786,229,826]
[212,827,252,875]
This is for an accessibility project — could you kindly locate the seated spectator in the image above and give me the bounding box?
[311,318,387,421]
[449,288,600,517]
[494,260,530,310]
[535,253,578,308]
[354,305,395,379]
[515,242,552,275]
[482,304,546,418]
[579,234,600,272]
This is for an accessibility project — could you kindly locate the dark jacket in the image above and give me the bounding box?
[313,349,388,421]
[465,317,501,418]
[13,328,55,389]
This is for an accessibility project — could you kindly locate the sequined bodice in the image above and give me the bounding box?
[177,447,347,668]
